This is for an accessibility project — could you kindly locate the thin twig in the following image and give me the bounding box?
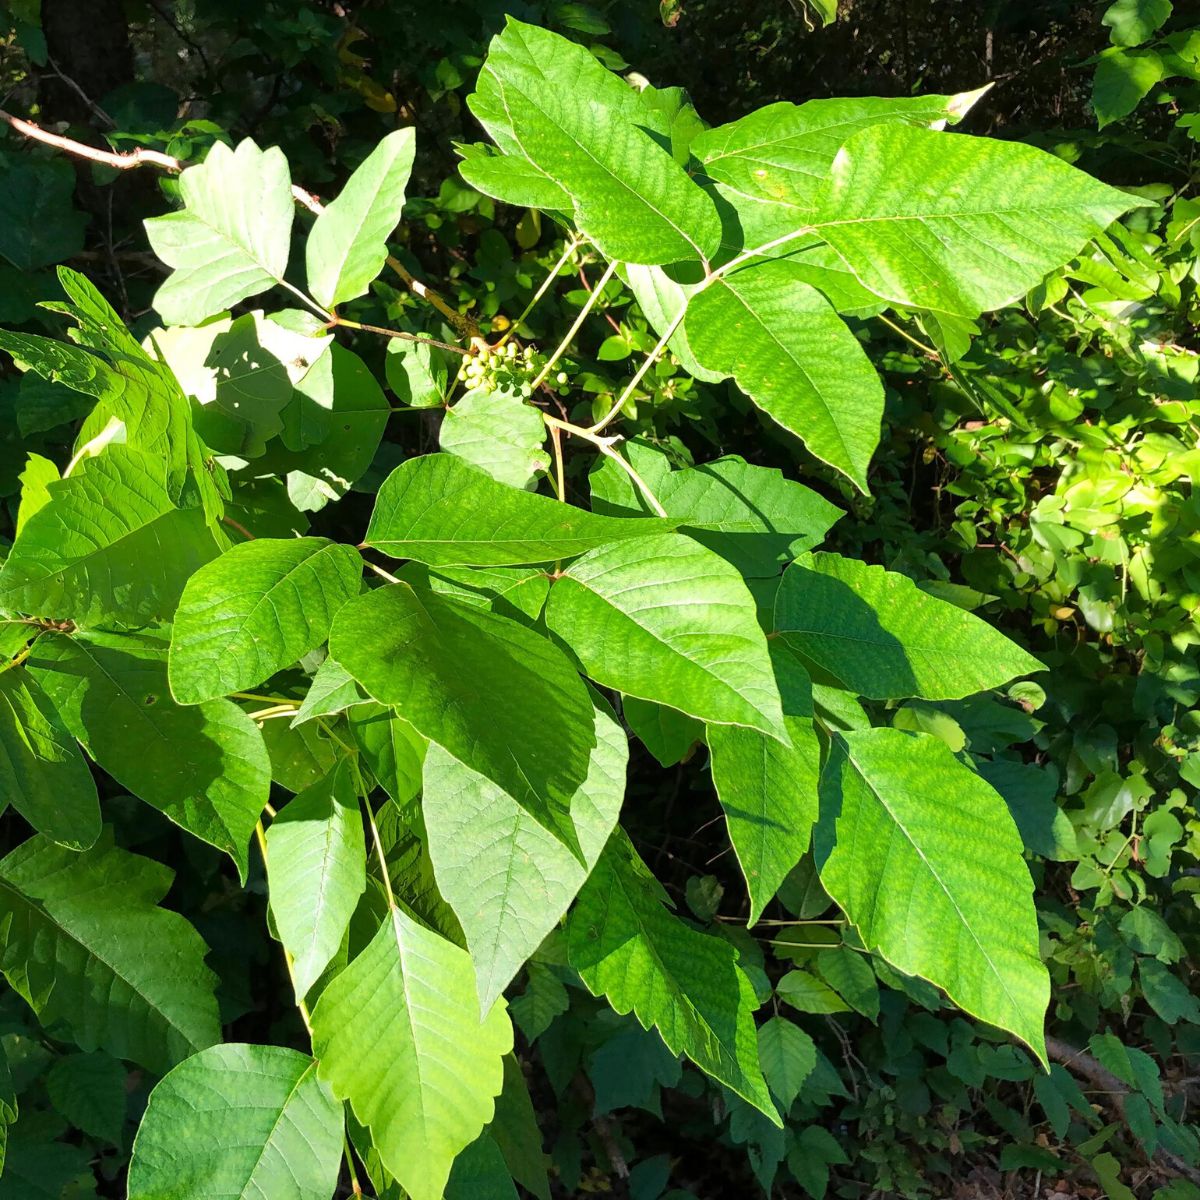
[330,316,471,356]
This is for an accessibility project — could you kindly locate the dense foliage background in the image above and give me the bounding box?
[0,1,1197,1197]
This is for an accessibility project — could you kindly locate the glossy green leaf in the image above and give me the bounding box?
[774,553,1043,700]
[812,125,1140,316]
[128,1044,343,1200]
[567,832,777,1122]
[469,19,721,264]
[684,258,885,492]
[365,453,677,566]
[169,536,362,704]
[0,668,100,851]
[708,714,822,925]
[331,581,595,851]
[1093,49,1165,127]
[266,761,366,998]
[816,728,1048,1059]
[311,908,513,1200]
[306,128,416,309]
[144,139,295,326]
[0,445,219,629]
[30,631,269,880]
[544,533,786,738]
[422,697,626,1011]
[0,830,220,1073]
[439,388,550,490]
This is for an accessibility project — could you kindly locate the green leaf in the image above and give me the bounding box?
[446,1135,519,1200]
[0,160,87,270]
[469,19,720,264]
[775,969,851,1014]
[757,1016,816,1112]
[657,457,843,577]
[291,656,368,727]
[774,553,1043,699]
[307,128,416,309]
[386,340,448,408]
[816,728,1048,1059]
[15,453,58,536]
[311,908,514,1200]
[422,696,626,1011]
[812,125,1140,315]
[364,454,677,566]
[331,581,596,851]
[0,830,220,1072]
[708,715,821,925]
[567,832,777,1122]
[266,761,366,998]
[0,668,100,851]
[348,704,426,807]
[1093,49,1165,127]
[439,388,550,490]
[0,445,219,629]
[622,695,702,767]
[544,534,786,738]
[684,259,884,492]
[457,143,572,211]
[46,1052,126,1145]
[144,139,295,326]
[169,536,363,704]
[1102,0,1172,45]
[691,91,983,246]
[128,1044,343,1200]
[30,631,269,880]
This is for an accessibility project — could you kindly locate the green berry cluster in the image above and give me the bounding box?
[459,339,571,397]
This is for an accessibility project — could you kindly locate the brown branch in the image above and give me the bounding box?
[1046,1036,1200,1186]
[0,108,474,336]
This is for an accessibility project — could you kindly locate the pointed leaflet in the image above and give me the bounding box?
[311,908,513,1200]
[364,453,678,566]
[46,1052,126,1144]
[816,728,1048,1059]
[306,128,416,309]
[684,258,884,492]
[144,139,295,326]
[169,537,363,704]
[469,20,721,265]
[266,761,366,998]
[439,388,550,490]
[0,831,220,1073]
[16,453,57,535]
[812,125,1141,316]
[331,582,595,852]
[567,833,777,1122]
[774,553,1043,699]
[757,1016,816,1113]
[0,445,219,629]
[422,697,627,1012]
[0,669,100,851]
[692,91,983,246]
[544,533,786,739]
[128,1044,343,1200]
[30,631,269,881]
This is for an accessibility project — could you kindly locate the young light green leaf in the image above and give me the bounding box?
[0,669,100,851]
[306,128,416,309]
[816,728,1048,1060]
[813,125,1141,316]
[708,714,822,925]
[774,553,1043,700]
[439,388,550,490]
[290,656,368,727]
[30,631,269,881]
[1102,0,1172,46]
[469,19,721,264]
[422,697,627,1012]
[692,90,985,245]
[364,453,678,566]
[169,536,363,704]
[544,534,786,738]
[567,833,777,1122]
[128,1044,343,1200]
[331,582,596,852]
[684,258,884,492]
[16,453,58,535]
[0,445,220,629]
[756,1016,816,1113]
[0,830,220,1073]
[266,761,366,998]
[144,139,295,326]
[311,909,513,1200]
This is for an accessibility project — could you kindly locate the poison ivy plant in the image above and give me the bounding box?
[0,15,1151,1198]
